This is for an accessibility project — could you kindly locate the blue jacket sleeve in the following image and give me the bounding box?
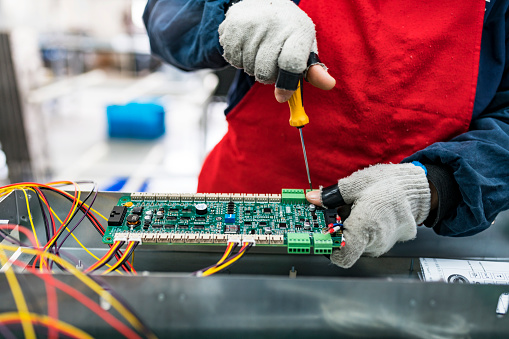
[404,0,509,237]
[143,0,229,71]
[405,109,509,237]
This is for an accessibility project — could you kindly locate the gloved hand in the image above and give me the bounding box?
[307,163,431,268]
[218,0,335,102]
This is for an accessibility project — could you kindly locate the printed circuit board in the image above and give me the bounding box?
[103,189,344,254]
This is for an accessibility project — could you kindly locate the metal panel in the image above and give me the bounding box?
[0,273,507,338]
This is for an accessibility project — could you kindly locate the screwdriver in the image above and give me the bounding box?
[287,79,313,190]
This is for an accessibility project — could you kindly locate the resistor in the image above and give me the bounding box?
[328,225,341,234]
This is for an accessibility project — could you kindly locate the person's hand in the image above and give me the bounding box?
[218,0,335,102]
[306,163,431,268]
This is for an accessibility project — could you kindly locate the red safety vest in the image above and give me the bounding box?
[198,0,485,194]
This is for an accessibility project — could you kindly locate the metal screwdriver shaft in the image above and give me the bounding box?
[298,127,313,190]
[287,79,313,190]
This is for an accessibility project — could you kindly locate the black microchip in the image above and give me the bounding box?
[245,210,251,214]
[152,224,163,228]
[244,221,252,226]
[169,208,179,213]
[164,224,174,228]
[108,206,127,226]
[195,217,206,222]
[194,225,205,229]
[279,223,287,229]
[295,224,302,229]
[182,209,192,213]
[132,206,143,215]
[259,221,267,226]
[264,208,271,213]
[181,216,190,221]
[177,224,189,229]
[166,216,177,221]
[299,218,305,222]
[250,229,256,234]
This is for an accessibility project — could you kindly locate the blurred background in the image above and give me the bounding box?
[0,0,235,192]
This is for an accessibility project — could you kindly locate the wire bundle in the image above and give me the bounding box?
[194,241,253,277]
[0,181,135,274]
[0,181,151,338]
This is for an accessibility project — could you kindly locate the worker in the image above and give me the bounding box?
[144,0,509,268]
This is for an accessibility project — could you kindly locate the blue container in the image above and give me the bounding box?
[106,103,165,139]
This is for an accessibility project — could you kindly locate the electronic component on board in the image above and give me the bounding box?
[103,189,344,255]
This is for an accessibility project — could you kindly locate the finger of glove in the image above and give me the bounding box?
[278,28,315,74]
[346,184,417,257]
[337,163,405,204]
[254,34,287,84]
[330,226,368,268]
[242,27,278,80]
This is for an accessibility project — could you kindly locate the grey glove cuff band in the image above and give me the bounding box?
[321,183,346,209]
[303,52,326,82]
[275,69,301,91]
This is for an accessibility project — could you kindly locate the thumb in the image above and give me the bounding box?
[306,190,321,205]
[307,64,336,90]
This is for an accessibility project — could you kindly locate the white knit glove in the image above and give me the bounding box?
[218,0,317,85]
[327,164,431,268]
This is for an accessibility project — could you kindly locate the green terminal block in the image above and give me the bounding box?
[313,233,333,254]
[281,189,306,204]
[287,233,311,254]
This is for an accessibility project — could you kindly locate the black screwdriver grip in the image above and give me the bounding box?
[321,183,346,208]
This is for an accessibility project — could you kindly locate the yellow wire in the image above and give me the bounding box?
[0,243,155,339]
[21,189,40,249]
[0,312,94,339]
[0,249,36,339]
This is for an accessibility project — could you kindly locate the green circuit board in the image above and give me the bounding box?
[103,189,344,254]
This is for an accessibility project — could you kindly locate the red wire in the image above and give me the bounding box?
[44,277,59,339]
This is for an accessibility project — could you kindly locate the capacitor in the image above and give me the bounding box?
[144,215,152,223]
[145,210,153,216]
[308,204,316,212]
[195,203,208,215]
[156,211,164,217]
[304,220,311,230]
[264,227,272,235]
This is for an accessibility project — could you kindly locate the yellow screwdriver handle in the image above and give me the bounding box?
[288,80,309,127]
